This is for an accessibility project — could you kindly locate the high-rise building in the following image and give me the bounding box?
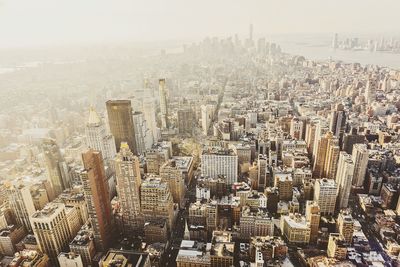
[329,103,346,142]
[115,143,143,234]
[80,150,113,251]
[106,100,137,154]
[342,128,365,154]
[201,148,238,185]
[7,183,36,232]
[305,201,320,243]
[313,178,337,216]
[159,79,169,129]
[364,79,376,105]
[85,106,116,163]
[42,139,70,197]
[290,117,304,140]
[351,144,369,188]
[132,111,152,155]
[257,154,268,190]
[323,137,340,179]
[30,203,73,266]
[336,211,354,244]
[160,159,186,207]
[177,108,194,135]
[313,131,334,178]
[141,98,158,144]
[140,176,174,230]
[335,152,354,209]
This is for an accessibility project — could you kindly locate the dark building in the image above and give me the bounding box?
[106,100,137,154]
[177,108,194,134]
[81,150,113,252]
[342,128,365,154]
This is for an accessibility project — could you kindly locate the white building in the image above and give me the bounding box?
[58,252,84,267]
[85,107,116,161]
[201,148,238,185]
[335,152,354,209]
[352,144,368,188]
[314,178,337,215]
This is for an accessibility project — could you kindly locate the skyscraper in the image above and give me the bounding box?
[313,131,334,178]
[336,210,354,244]
[7,183,36,232]
[329,103,346,144]
[106,100,137,154]
[30,203,73,266]
[335,152,354,209]
[132,111,152,155]
[42,139,70,197]
[115,143,143,234]
[201,104,215,136]
[159,79,168,129]
[351,144,369,188]
[323,137,340,179]
[80,150,113,251]
[85,106,116,162]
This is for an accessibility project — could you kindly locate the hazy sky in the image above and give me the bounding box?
[1,0,399,48]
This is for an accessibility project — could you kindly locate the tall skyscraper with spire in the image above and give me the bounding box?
[106,100,137,154]
[115,143,143,234]
[85,106,116,162]
[80,150,113,251]
[159,79,168,129]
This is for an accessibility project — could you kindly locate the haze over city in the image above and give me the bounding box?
[0,1,400,267]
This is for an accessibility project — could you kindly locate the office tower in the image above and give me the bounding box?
[140,176,174,229]
[106,100,137,154]
[249,23,253,41]
[290,117,304,140]
[201,148,238,185]
[280,214,311,244]
[332,33,338,49]
[30,203,73,266]
[160,159,186,207]
[327,233,347,259]
[312,121,329,164]
[42,138,70,197]
[257,154,268,190]
[352,144,369,188]
[342,128,365,154]
[132,111,152,155]
[335,152,354,209]
[115,143,143,234]
[7,184,36,232]
[329,103,346,143]
[85,106,116,163]
[80,150,113,251]
[58,252,84,267]
[142,98,158,144]
[337,211,354,244]
[201,104,214,136]
[313,178,337,216]
[177,108,194,134]
[313,131,334,178]
[323,137,340,179]
[159,79,168,129]
[305,201,320,243]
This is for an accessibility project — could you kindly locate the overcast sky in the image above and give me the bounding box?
[0,0,399,48]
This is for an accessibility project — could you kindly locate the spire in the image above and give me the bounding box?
[88,106,101,125]
[184,220,190,240]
